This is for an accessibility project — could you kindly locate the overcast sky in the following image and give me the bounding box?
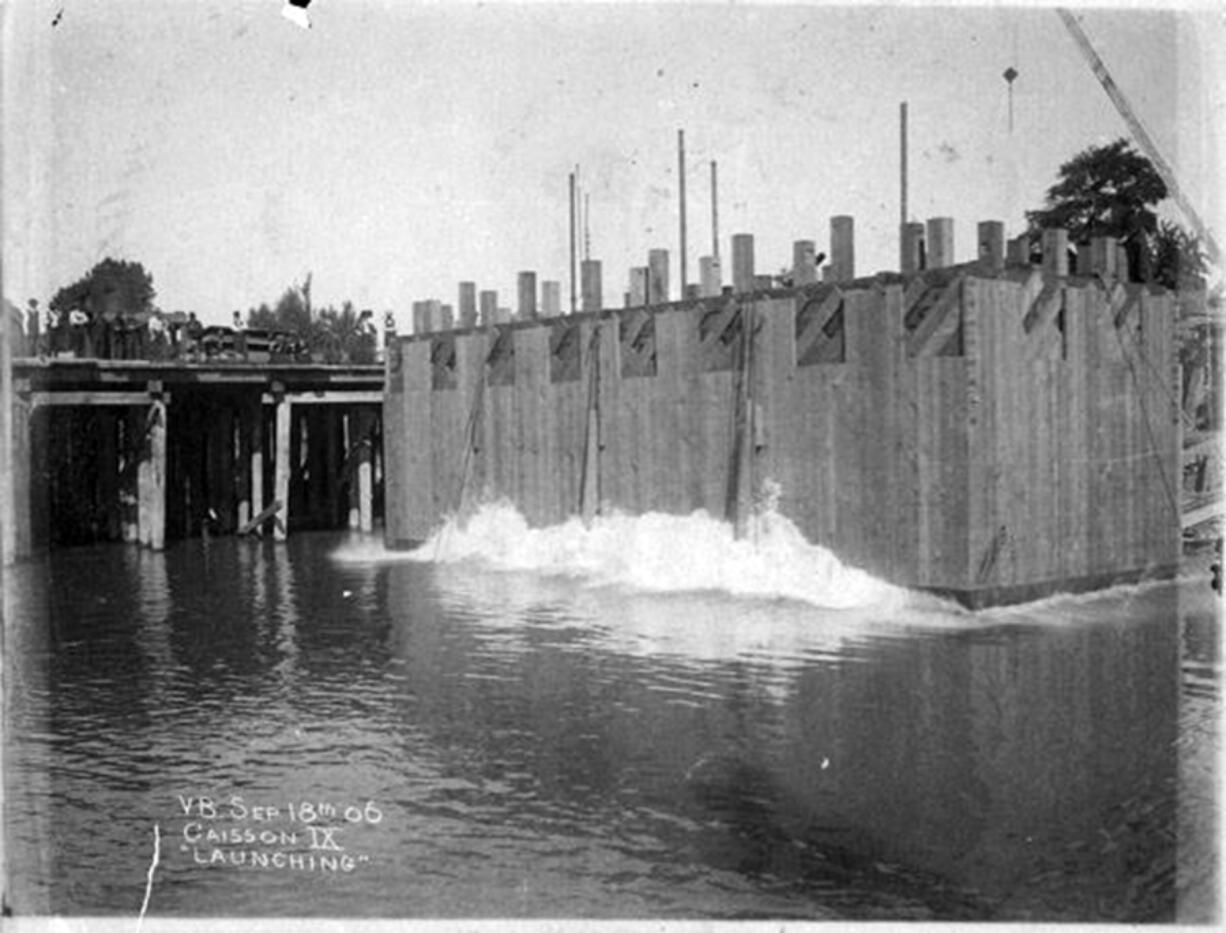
[3,0,1222,326]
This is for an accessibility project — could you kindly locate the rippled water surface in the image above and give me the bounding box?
[3,521,1218,922]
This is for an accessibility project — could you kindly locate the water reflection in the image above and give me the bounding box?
[1,534,1203,921]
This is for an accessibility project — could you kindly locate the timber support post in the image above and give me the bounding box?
[273,383,290,541]
[355,408,375,533]
[137,387,167,550]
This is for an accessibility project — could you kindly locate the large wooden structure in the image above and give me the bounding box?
[383,230,1183,607]
[5,359,384,557]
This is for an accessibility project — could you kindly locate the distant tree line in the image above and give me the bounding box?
[243,273,379,365]
[17,261,382,365]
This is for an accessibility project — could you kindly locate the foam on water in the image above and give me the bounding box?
[334,500,911,611]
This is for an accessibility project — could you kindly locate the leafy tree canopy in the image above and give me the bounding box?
[1027,138,1166,244]
[244,274,376,363]
[1027,137,1206,291]
[49,258,156,318]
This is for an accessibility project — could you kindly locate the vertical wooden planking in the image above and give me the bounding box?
[1052,287,1069,582]
[381,350,404,542]
[1063,285,1083,578]
[400,340,435,540]
[963,277,989,589]
[994,278,1014,585]
[894,290,921,583]
[756,297,795,527]
[512,327,532,518]
[654,309,685,514]
[597,313,623,511]
[944,356,970,588]
[914,356,934,584]
[834,287,865,568]
[883,283,916,583]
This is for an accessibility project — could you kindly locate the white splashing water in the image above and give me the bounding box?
[336,500,909,611]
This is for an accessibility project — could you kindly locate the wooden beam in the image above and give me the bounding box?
[237,499,283,535]
[1183,500,1221,530]
[26,391,155,406]
[260,391,383,405]
[906,276,964,358]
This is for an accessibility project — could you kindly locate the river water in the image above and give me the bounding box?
[2,504,1218,923]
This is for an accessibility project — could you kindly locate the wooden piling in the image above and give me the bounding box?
[699,256,722,296]
[830,216,855,280]
[122,407,142,541]
[793,240,818,285]
[1090,236,1117,277]
[355,408,374,533]
[1042,228,1069,278]
[630,267,649,306]
[581,260,603,312]
[459,282,478,328]
[137,398,167,550]
[541,280,562,317]
[250,398,265,535]
[1006,236,1030,267]
[274,392,290,541]
[731,234,755,293]
[479,290,498,327]
[648,249,670,303]
[901,222,925,274]
[425,300,444,333]
[412,301,430,336]
[926,217,955,268]
[344,411,359,529]
[236,400,252,530]
[518,272,538,319]
[1076,241,1092,277]
[977,221,1005,271]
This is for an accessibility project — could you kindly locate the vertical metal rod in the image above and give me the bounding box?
[584,193,591,261]
[711,160,720,259]
[569,171,577,314]
[678,129,688,294]
[900,101,908,227]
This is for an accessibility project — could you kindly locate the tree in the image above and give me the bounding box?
[244,276,376,363]
[1151,220,1208,292]
[1026,137,1206,289]
[49,258,156,319]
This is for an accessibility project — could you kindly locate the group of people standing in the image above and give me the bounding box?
[11,302,205,361]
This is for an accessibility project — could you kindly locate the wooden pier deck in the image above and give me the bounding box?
[5,356,384,556]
